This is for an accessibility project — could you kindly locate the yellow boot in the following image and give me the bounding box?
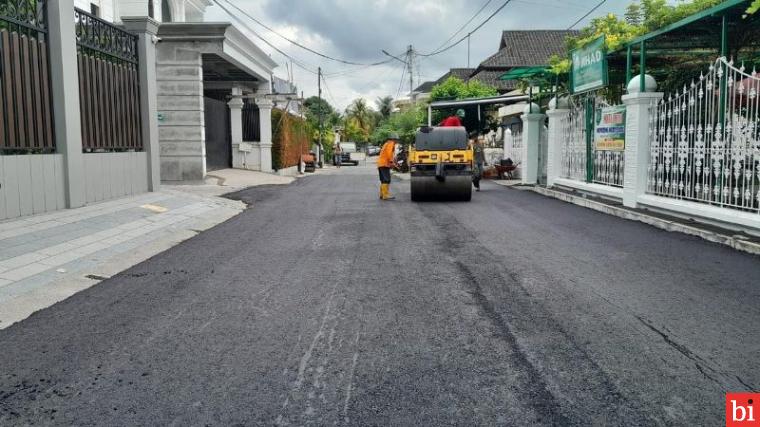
[382,183,395,200]
[379,184,385,199]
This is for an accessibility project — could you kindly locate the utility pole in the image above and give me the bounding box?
[317,67,323,167]
[408,45,414,96]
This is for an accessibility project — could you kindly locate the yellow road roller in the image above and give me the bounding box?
[409,126,472,202]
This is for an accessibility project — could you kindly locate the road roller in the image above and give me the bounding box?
[409,126,472,202]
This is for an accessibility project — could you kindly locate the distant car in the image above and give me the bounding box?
[366,146,380,156]
[337,142,363,166]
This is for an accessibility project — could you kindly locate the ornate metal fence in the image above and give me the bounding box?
[504,128,522,165]
[0,0,54,153]
[559,96,625,187]
[75,8,142,152]
[648,58,760,214]
[560,99,587,182]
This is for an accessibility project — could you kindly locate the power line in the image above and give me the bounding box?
[221,0,392,67]
[418,0,514,57]
[395,61,407,99]
[567,0,607,29]
[211,0,319,75]
[430,0,492,54]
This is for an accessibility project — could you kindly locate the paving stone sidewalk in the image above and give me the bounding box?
[0,169,298,329]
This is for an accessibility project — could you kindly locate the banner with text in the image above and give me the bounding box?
[594,105,626,151]
[571,36,608,93]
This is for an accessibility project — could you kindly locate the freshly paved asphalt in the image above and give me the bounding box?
[1,163,759,426]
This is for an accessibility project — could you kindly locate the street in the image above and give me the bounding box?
[1,162,759,426]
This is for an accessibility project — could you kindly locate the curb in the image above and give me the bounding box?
[528,186,760,257]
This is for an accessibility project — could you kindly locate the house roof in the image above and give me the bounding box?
[433,68,475,85]
[413,81,436,93]
[468,69,517,91]
[480,30,579,68]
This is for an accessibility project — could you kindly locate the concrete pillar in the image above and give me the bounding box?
[47,0,85,208]
[546,108,569,187]
[621,92,663,208]
[122,17,160,192]
[520,113,546,185]
[256,97,274,172]
[155,40,205,182]
[229,87,252,170]
[229,87,244,145]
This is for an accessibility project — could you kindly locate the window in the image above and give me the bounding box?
[148,0,155,19]
[161,0,172,22]
[90,3,100,17]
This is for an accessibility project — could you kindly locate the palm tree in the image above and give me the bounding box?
[376,96,394,119]
[345,98,372,142]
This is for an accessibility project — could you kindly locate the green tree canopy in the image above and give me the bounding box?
[429,76,498,102]
[370,107,425,145]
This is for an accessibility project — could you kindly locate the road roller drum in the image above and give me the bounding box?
[409,127,472,202]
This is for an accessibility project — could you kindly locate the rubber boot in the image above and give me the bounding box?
[383,184,395,200]
[379,184,384,199]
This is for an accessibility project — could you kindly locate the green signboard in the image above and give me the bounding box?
[594,105,626,151]
[570,36,608,93]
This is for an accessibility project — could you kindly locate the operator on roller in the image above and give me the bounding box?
[377,132,400,200]
[439,109,465,127]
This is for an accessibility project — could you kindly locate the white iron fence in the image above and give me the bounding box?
[648,58,760,214]
[560,100,587,182]
[504,128,523,165]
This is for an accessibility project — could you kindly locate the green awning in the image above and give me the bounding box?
[499,66,551,81]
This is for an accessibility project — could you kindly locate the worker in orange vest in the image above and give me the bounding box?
[377,133,400,200]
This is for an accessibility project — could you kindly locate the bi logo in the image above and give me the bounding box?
[727,393,759,426]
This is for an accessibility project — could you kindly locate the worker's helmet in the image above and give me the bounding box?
[387,132,400,141]
[456,109,465,118]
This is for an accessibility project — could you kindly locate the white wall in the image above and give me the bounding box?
[83,152,149,203]
[0,155,66,221]
[74,0,115,21]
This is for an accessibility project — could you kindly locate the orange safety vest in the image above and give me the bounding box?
[377,141,396,168]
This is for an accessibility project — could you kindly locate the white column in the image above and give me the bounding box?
[621,92,663,208]
[256,98,274,172]
[122,17,160,192]
[228,87,248,170]
[48,0,85,208]
[520,113,546,185]
[546,108,569,187]
[229,87,244,145]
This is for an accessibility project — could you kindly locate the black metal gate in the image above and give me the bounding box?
[203,96,230,171]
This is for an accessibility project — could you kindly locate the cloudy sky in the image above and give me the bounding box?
[205,0,632,111]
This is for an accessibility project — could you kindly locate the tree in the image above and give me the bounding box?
[375,96,394,119]
[370,107,425,145]
[429,76,498,102]
[624,2,643,25]
[344,98,374,143]
[748,0,759,14]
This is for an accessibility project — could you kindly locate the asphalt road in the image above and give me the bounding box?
[1,163,759,426]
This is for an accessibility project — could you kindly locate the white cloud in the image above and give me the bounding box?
[206,0,631,111]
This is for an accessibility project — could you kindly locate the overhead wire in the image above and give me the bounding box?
[429,0,493,54]
[221,0,392,67]
[417,0,514,57]
[211,0,320,75]
[567,0,607,29]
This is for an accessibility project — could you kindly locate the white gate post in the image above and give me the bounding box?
[256,98,274,173]
[621,91,663,208]
[47,0,85,208]
[227,87,246,169]
[122,17,160,191]
[520,111,546,185]
[546,107,569,187]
